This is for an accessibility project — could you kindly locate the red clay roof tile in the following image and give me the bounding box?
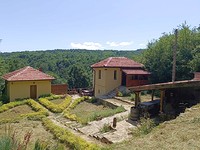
[91,57,144,68]
[122,69,151,75]
[2,66,55,81]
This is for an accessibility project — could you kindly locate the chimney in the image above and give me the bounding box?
[194,72,200,80]
[39,67,43,72]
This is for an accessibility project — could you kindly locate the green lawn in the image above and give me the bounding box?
[71,101,125,124]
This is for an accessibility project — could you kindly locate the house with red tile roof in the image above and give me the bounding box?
[91,57,150,97]
[2,66,55,101]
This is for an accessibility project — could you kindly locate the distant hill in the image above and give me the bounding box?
[0,49,145,88]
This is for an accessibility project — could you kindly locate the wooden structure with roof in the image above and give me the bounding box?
[91,57,150,97]
[129,76,200,114]
[2,66,55,101]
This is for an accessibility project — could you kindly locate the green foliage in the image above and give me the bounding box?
[42,118,101,150]
[139,23,200,83]
[34,139,49,150]
[63,96,88,122]
[132,118,156,136]
[117,91,123,97]
[88,106,126,122]
[38,96,72,113]
[39,94,63,100]
[0,100,27,113]
[0,94,9,104]
[87,97,98,103]
[69,96,89,110]
[0,129,32,150]
[0,99,48,123]
[100,123,112,133]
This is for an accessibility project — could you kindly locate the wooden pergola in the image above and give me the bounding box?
[128,80,200,113]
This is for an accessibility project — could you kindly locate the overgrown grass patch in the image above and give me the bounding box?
[68,100,126,124]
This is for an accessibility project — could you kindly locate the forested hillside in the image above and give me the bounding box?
[0,49,141,92]
[137,23,200,83]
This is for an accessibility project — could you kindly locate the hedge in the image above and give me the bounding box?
[42,118,101,150]
[38,96,72,113]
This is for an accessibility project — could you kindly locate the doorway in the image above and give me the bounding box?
[30,85,37,99]
[122,72,126,86]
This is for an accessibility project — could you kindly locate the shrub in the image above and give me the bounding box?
[100,123,112,133]
[0,94,9,104]
[87,97,98,103]
[69,96,89,109]
[39,94,63,100]
[26,99,48,113]
[117,91,123,97]
[132,118,156,136]
[38,96,72,113]
[0,100,27,113]
[42,118,100,150]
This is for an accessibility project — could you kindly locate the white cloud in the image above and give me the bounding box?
[106,41,133,47]
[71,42,102,50]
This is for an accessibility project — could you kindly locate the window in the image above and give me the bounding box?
[114,70,117,80]
[98,70,101,79]
[131,75,138,80]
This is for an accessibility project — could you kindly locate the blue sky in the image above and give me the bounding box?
[0,0,199,52]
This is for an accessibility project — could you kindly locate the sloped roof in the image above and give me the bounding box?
[122,69,151,75]
[2,66,55,81]
[91,57,144,68]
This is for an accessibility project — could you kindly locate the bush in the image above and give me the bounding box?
[38,96,72,113]
[117,91,123,97]
[39,93,63,100]
[0,100,27,113]
[100,123,113,133]
[42,118,100,150]
[69,96,89,109]
[0,94,9,104]
[132,118,156,136]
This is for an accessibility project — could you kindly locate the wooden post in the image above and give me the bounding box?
[172,29,178,82]
[160,90,165,113]
[151,90,155,101]
[134,91,141,107]
[113,117,117,128]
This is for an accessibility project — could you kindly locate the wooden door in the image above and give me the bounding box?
[30,85,37,99]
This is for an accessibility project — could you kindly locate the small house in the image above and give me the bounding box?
[2,66,55,101]
[91,57,150,97]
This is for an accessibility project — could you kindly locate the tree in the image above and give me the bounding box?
[140,23,200,83]
[68,65,90,89]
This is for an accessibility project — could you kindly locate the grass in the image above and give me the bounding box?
[70,101,126,124]
[0,105,35,120]
[0,120,68,150]
[51,98,66,104]
[110,103,200,150]
[100,123,113,133]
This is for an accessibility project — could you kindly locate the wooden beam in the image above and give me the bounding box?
[160,90,165,113]
[151,90,155,101]
[134,91,141,107]
[129,80,200,92]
